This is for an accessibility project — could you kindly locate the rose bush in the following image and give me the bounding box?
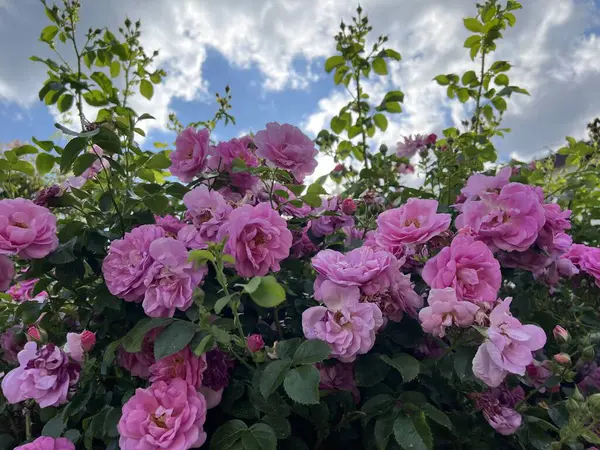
[1,1,600,450]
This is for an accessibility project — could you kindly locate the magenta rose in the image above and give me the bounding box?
[118,378,208,450]
[472,298,546,387]
[565,244,600,287]
[0,254,14,291]
[220,202,292,277]
[537,203,571,252]
[149,346,207,389]
[102,224,166,302]
[375,199,451,247]
[1,342,80,408]
[419,288,480,338]
[302,295,383,363]
[154,214,186,236]
[15,436,75,450]
[142,237,207,317]
[456,183,545,252]
[423,232,501,304]
[254,122,318,182]
[169,127,211,182]
[247,334,265,352]
[178,185,232,249]
[208,137,260,191]
[0,198,58,258]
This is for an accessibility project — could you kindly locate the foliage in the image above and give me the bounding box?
[0,1,599,450]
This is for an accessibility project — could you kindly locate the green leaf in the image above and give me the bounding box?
[324,55,345,73]
[283,365,320,405]
[491,96,507,111]
[463,18,483,32]
[110,61,121,78]
[381,354,420,382]
[494,74,509,86]
[262,415,291,440]
[143,194,169,214]
[112,43,130,61]
[57,94,74,113]
[453,347,474,380]
[12,160,35,176]
[382,48,402,60]
[138,113,156,121]
[372,58,388,75]
[73,153,97,176]
[91,72,113,93]
[92,128,121,154]
[292,339,331,365]
[384,101,402,113]
[13,144,38,156]
[83,90,109,107]
[193,334,214,356]
[188,249,216,264]
[214,295,232,314]
[42,415,66,438]
[64,429,81,444]
[242,424,277,450]
[330,116,347,134]
[457,88,470,103]
[361,394,394,417]
[210,420,248,450]
[122,317,174,352]
[40,25,59,42]
[463,35,480,48]
[154,321,197,360]
[276,338,302,360]
[490,61,511,72]
[60,137,87,173]
[373,113,388,132]
[260,359,292,398]
[422,404,452,430]
[505,12,517,26]
[393,413,432,450]
[244,276,286,308]
[433,75,450,85]
[461,70,477,86]
[374,413,395,450]
[356,353,390,387]
[140,79,154,100]
[384,91,404,103]
[145,152,171,169]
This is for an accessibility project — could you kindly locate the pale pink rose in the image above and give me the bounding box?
[149,347,207,389]
[254,122,318,182]
[310,197,355,238]
[82,144,109,179]
[419,288,480,337]
[422,232,501,303]
[102,224,166,302]
[461,166,512,201]
[220,202,292,277]
[0,198,58,259]
[118,378,208,450]
[455,183,546,252]
[376,199,451,246]
[362,271,423,323]
[302,297,383,363]
[169,127,211,182]
[15,436,75,450]
[1,342,80,408]
[7,278,48,303]
[63,331,95,363]
[398,163,415,175]
[396,134,428,159]
[472,298,547,387]
[317,361,360,403]
[0,254,14,291]
[247,334,265,352]
[142,237,207,317]
[208,137,260,191]
[154,215,186,236]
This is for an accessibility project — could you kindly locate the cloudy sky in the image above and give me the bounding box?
[1,0,599,178]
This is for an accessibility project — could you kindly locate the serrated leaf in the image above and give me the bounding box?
[283,366,320,405]
[122,317,174,353]
[380,353,419,382]
[276,338,301,360]
[11,160,35,176]
[292,339,331,365]
[210,420,247,450]
[393,413,432,450]
[42,415,66,438]
[260,359,292,398]
[422,404,452,430]
[356,354,390,386]
[154,321,197,360]
[40,25,59,42]
[110,61,121,78]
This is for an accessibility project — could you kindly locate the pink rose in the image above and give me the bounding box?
[247,334,265,352]
[198,385,224,409]
[419,288,480,337]
[1,342,80,408]
[7,278,48,303]
[461,166,512,201]
[568,244,600,287]
[27,326,43,342]
[302,295,383,363]
[208,137,260,191]
[220,202,292,277]
[472,298,546,387]
[149,347,207,389]
[169,127,211,182]
[178,185,232,249]
[117,329,158,379]
[376,199,451,246]
[118,378,208,450]
[310,197,355,237]
[317,361,360,403]
[473,385,524,435]
[102,224,166,302]
[82,145,109,179]
[15,436,75,450]
[80,330,96,351]
[456,183,546,252]
[365,271,423,322]
[154,215,186,236]
[396,134,428,159]
[63,331,95,363]
[537,203,571,252]
[341,198,357,215]
[271,184,312,218]
[290,226,318,259]
[422,232,501,303]
[0,198,58,258]
[0,254,14,291]
[526,361,557,393]
[142,237,207,317]
[254,122,318,182]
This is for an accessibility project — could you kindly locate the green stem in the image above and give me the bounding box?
[355,73,369,170]
[24,406,32,442]
[214,259,246,344]
[229,347,254,372]
[473,47,487,134]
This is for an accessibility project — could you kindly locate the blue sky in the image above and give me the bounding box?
[1,0,600,182]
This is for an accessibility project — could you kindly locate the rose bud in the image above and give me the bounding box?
[341,198,357,215]
[247,334,265,353]
[553,325,570,344]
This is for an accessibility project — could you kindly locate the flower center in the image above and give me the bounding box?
[151,413,167,429]
[404,218,421,228]
[13,221,28,228]
[197,210,213,224]
[254,231,268,245]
